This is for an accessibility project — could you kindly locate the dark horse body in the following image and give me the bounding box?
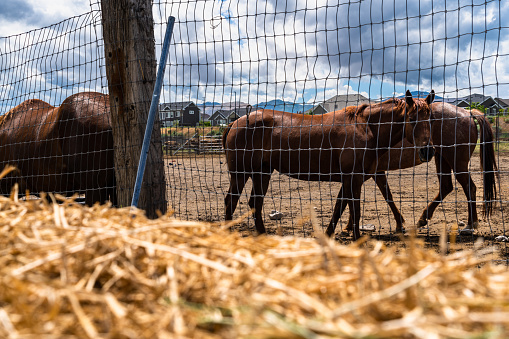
[223,91,435,240]
[344,102,497,233]
[0,92,116,205]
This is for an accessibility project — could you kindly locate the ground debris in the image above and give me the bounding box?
[0,194,508,338]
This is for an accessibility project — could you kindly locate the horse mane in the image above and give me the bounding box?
[351,97,407,121]
[379,96,430,114]
[343,104,367,118]
[381,97,407,110]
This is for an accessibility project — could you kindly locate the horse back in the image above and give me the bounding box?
[224,109,328,152]
[58,92,112,132]
[430,102,478,149]
[57,92,114,192]
[223,109,364,178]
[0,98,63,194]
[223,110,277,160]
[0,99,61,158]
[1,99,58,138]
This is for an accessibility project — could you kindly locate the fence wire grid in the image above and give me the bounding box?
[1,0,508,260]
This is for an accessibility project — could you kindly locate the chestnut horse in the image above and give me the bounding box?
[343,102,497,234]
[0,92,116,205]
[223,90,435,240]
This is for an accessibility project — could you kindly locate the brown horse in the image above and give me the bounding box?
[0,92,116,206]
[223,90,435,240]
[343,102,497,234]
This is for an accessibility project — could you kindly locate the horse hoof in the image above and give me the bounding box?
[396,227,405,234]
[458,221,478,235]
[342,229,353,236]
[417,219,427,228]
[458,228,475,235]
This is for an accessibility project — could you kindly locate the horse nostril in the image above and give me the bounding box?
[419,146,435,162]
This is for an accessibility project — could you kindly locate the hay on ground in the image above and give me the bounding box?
[0,189,508,338]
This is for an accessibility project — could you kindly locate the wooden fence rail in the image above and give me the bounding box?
[162,134,223,155]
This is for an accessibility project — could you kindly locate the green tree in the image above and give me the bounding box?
[467,102,486,113]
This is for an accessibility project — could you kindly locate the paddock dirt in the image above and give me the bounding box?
[165,152,509,261]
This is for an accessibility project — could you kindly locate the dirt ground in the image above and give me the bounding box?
[165,152,509,261]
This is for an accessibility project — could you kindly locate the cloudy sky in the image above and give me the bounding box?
[1,0,508,110]
[0,0,90,36]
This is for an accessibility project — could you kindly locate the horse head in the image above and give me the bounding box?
[403,90,435,162]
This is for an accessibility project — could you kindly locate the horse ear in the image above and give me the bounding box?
[426,90,435,105]
[405,90,413,107]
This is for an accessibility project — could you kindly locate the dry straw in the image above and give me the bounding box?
[0,176,508,338]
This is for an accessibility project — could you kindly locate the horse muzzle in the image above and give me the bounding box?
[418,145,435,162]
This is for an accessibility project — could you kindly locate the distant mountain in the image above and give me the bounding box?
[198,99,314,116]
[198,101,249,116]
[203,101,222,107]
[254,99,314,113]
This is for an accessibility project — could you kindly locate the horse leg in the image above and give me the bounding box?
[84,186,111,206]
[345,174,375,232]
[85,189,102,207]
[108,185,118,207]
[248,170,272,234]
[454,170,478,231]
[326,185,350,237]
[374,173,406,233]
[327,175,362,238]
[348,176,363,240]
[84,181,117,207]
[346,210,354,233]
[418,154,453,227]
[225,173,249,221]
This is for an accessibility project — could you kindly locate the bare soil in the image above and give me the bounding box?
[165,152,509,261]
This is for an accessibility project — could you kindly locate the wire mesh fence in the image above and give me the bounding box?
[0,0,508,261]
[0,9,116,205]
[153,0,509,261]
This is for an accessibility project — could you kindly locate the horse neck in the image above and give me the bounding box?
[359,103,406,148]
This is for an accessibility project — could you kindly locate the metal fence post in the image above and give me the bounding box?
[131,16,175,208]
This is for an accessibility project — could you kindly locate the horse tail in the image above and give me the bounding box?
[471,111,498,217]
[222,122,234,151]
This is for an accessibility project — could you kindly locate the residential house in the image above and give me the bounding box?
[209,105,252,126]
[200,113,211,122]
[445,93,508,115]
[495,98,509,113]
[446,93,488,107]
[209,110,230,126]
[309,94,371,115]
[225,106,252,123]
[159,101,200,127]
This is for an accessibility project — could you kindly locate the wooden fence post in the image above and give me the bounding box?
[100,0,167,217]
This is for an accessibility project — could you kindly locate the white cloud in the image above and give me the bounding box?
[0,0,89,37]
[26,0,89,21]
[1,0,507,113]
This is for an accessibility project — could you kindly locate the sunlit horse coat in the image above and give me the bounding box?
[0,92,116,205]
[223,90,435,240]
[345,102,497,233]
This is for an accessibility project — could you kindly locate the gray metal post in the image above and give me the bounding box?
[131,16,175,208]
